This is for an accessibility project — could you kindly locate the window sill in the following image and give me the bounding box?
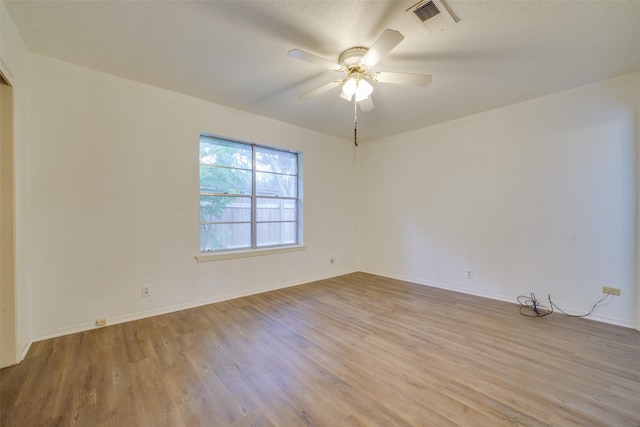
[195,245,306,262]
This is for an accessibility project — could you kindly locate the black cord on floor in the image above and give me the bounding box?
[517,292,609,318]
[517,293,552,317]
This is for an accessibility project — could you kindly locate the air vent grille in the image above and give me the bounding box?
[413,1,440,22]
[406,0,457,34]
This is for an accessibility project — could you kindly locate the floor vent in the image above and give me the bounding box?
[406,0,457,33]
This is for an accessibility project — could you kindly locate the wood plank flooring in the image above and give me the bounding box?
[2,272,639,426]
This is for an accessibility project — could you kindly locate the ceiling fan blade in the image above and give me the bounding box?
[288,49,343,71]
[374,72,432,86]
[360,29,405,69]
[300,79,343,100]
[358,97,375,112]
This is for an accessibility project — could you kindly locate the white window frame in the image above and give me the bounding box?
[196,134,304,262]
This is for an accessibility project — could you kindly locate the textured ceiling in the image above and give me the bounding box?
[5,0,640,142]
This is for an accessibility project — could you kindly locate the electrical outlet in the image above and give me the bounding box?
[95,319,107,327]
[466,269,473,279]
[602,286,621,296]
[142,285,151,297]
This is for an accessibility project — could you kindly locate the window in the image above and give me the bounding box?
[199,134,302,252]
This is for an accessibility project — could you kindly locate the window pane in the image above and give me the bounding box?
[200,195,251,223]
[200,223,251,252]
[256,222,297,247]
[200,134,301,252]
[256,172,296,197]
[200,138,252,169]
[257,198,296,222]
[256,147,297,174]
[200,165,252,195]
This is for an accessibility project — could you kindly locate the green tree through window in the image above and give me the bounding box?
[199,135,301,252]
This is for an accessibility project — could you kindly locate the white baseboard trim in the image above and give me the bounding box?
[32,268,360,343]
[29,267,633,345]
[20,339,31,361]
[362,268,634,329]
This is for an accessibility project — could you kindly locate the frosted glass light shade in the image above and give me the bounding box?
[341,73,373,102]
[355,79,373,101]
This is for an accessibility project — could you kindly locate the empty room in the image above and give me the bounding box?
[1,1,639,426]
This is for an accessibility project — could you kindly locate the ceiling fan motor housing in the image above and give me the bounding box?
[339,47,369,70]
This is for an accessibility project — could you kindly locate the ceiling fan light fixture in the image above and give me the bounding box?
[342,76,358,98]
[339,91,353,102]
[341,73,373,102]
[355,79,373,102]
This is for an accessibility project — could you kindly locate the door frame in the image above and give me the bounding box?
[1,66,17,367]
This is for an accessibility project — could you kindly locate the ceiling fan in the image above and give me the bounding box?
[288,29,432,113]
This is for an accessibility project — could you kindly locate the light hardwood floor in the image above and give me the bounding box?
[2,272,639,426]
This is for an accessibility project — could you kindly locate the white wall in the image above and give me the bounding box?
[14,28,640,348]
[1,1,29,361]
[27,53,360,340]
[361,72,640,328]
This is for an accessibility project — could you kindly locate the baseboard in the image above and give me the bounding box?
[32,268,360,343]
[20,339,31,361]
[362,268,634,329]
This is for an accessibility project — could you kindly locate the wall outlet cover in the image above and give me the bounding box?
[602,286,621,296]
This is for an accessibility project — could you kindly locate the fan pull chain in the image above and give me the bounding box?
[353,97,358,147]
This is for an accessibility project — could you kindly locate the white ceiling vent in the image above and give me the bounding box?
[406,0,457,33]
